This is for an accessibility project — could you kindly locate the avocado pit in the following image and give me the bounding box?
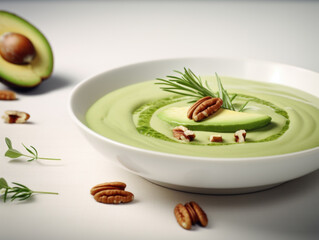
[0,32,36,65]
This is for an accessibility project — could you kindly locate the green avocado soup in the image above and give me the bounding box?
[86,76,319,158]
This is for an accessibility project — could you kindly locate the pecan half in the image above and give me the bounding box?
[0,90,16,100]
[187,96,211,119]
[187,97,223,122]
[91,181,134,204]
[94,189,134,204]
[184,202,199,225]
[2,110,30,123]
[172,126,195,142]
[189,201,208,227]
[174,201,208,230]
[174,203,192,230]
[90,182,126,196]
[234,129,247,143]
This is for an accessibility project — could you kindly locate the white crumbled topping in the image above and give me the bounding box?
[180,135,189,142]
[234,130,246,143]
[16,118,25,123]
[184,130,194,136]
[174,126,188,132]
[173,126,195,142]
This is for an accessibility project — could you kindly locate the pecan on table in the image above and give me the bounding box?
[174,201,208,230]
[2,110,30,123]
[90,181,134,204]
[94,189,134,204]
[90,182,126,196]
[188,201,208,227]
[174,203,192,230]
[0,90,16,100]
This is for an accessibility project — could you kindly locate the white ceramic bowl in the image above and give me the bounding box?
[69,57,319,194]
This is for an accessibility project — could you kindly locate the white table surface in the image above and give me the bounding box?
[1,1,319,240]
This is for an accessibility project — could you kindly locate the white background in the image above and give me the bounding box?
[0,1,318,240]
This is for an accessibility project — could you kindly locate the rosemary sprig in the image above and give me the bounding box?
[215,73,235,111]
[238,100,251,112]
[4,137,61,162]
[0,177,58,202]
[156,68,249,111]
[156,68,236,110]
[156,68,216,99]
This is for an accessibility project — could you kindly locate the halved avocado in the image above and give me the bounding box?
[158,106,272,132]
[0,11,53,88]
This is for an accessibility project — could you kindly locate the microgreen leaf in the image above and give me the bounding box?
[23,144,36,157]
[30,146,38,157]
[4,137,61,162]
[22,144,38,161]
[5,149,23,158]
[5,137,13,149]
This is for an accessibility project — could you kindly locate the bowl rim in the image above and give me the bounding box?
[68,56,319,163]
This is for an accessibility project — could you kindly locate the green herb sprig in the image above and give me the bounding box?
[214,72,235,111]
[0,177,58,202]
[4,137,61,162]
[156,68,249,111]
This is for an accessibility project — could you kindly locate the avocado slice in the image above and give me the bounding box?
[157,106,271,132]
[0,11,53,88]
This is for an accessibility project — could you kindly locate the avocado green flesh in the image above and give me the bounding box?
[86,77,319,158]
[0,11,53,88]
[158,107,272,132]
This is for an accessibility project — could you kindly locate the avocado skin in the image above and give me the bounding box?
[0,11,53,89]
